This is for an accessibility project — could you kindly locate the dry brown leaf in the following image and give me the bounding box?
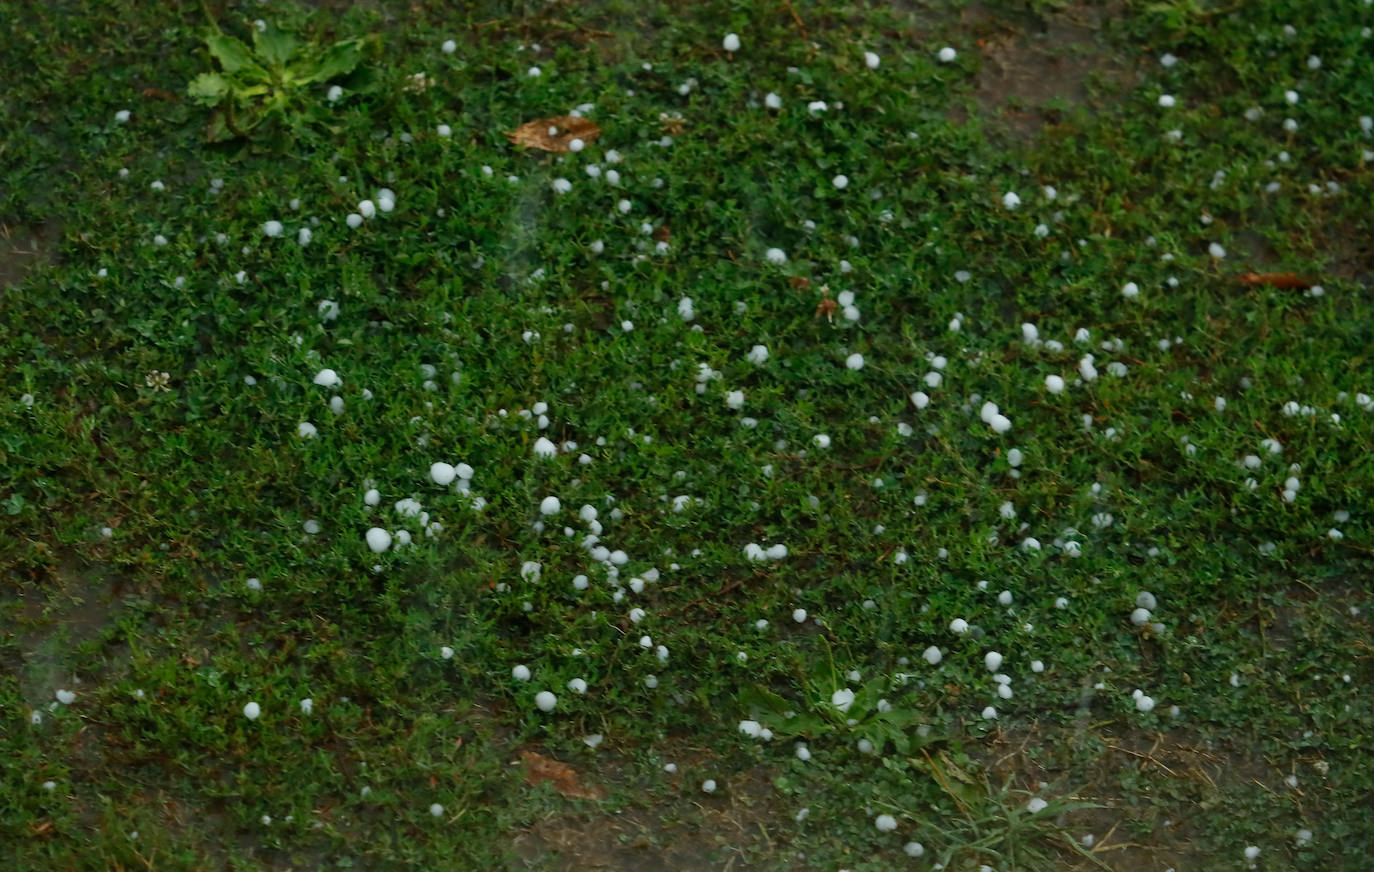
[505,116,602,153]
[1235,272,1315,289]
[520,750,606,800]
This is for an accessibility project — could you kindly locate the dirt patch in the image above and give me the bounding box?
[0,218,61,291]
[509,764,790,871]
[977,719,1284,870]
[963,2,1140,141]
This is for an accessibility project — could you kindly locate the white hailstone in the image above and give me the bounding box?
[1002,191,1022,210]
[262,220,284,238]
[358,200,376,219]
[1160,52,1179,67]
[938,46,957,62]
[1122,281,1139,298]
[552,178,572,194]
[533,437,557,458]
[568,138,585,153]
[365,527,392,554]
[346,213,363,229]
[1135,694,1156,712]
[795,743,812,761]
[845,353,865,370]
[243,702,261,720]
[999,501,1017,520]
[1030,659,1045,673]
[793,608,808,623]
[923,646,942,665]
[55,689,76,705]
[429,803,444,817]
[568,678,588,694]
[440,646,454,661]
[924,371,942,387]
[765,247,787,265]
[1136,591,1158,610]
[535,690,557,712]
[1159,94,1176,108]
[723,32,740,52]
[1079,355,1098,381]
[904,842,925,857]
[747,344,769,364]
[949,618,969,634]
[990,414,1012,434]
[297,420,319,439]
[313,368,341,388]
[833,174,850,189]
[303,519,321,535]
[1131,607,1151,626]
[1209,242,1227,259]
[860,50,881,70]
[1045,374,1066,394]
[875,814,898,832]
[998,590,1013,606]
[765,544,787,560]
[526,66,541,77]
[1026,797,1049,814]
[327,84,343,102]
[539,496,561,516]
[701,779,717,793]
[300,698,313,714]
[115,109,131,122]
[807,100,827,114]
[813,434,831,448]
[725,390,745,410]
[831,688,856,712]
[364,488,380,506]
[981,706,998,720]
[442,39,456,53]
[1244,846,1260,861]
[984,652,1004,672]
[738,719,763,738]
[911,391,930,409]
[430,462,456,486]
[980,401,999,424]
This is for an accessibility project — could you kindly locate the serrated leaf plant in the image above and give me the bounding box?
[186,13,376,148]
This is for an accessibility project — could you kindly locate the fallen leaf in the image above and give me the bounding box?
[789,276,811,290]
[520,750,605,799]
[505,116,601,153]
[1235,272,1315,289]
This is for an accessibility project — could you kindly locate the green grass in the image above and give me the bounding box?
[3,0,1373,868]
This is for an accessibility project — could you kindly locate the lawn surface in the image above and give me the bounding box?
[2,0,1373,869]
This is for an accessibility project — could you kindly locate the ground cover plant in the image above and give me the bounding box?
[2,0,1372,869]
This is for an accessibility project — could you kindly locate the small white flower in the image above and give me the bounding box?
[243,702,261,720]
[723,33,740,52]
